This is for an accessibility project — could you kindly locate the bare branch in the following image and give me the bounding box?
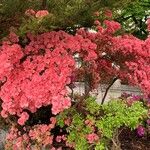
[41,0,47,9]
[101,77,118,105]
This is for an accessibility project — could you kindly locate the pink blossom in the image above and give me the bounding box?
[18,112,29,125]
[50,117,57,125]
[147,18,150,32]
[1,110,8,118]
[64,118,71,126]
[93,11,100,17]
[8,32,19,43]
[35,10,49,18]
[86,133,99,143]
[56,136,62,143]
[104,9,112,18]
[94,20,101,26]
[25,9,36,16]
[137,125,145,137]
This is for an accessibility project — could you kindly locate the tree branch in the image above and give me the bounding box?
[101,77,118,105]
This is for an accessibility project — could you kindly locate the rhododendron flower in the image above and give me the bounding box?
[56,136,62,142]
[25,9,36,16]
[147,18,150,32]
[94,20,101,26]
[18,112,29,125]
[97,25,103,32]
[50,117,57,125]
[28,124,53,146]
[85,119,94,126]
[104,20,121,33]
[20,95,29,108]
[93,11,100,17]
[1,110,8,118]
[147,119,150,125]
[86,133,99,143]
[104,9,112,18]
[8,32,19,43]
[35,10,49,18]
[137,125,145,137]
[64,118,71,126]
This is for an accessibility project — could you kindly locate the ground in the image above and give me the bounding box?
[119,128,150,150]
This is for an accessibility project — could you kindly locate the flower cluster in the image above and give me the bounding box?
[77,19,150,94]
[0,17,150,149]
[0,30,97,125]
[29,124,53,146]
[5,123,56,149]
[5,126,30,150]
[86,133,99,144]
[25,9,49,18]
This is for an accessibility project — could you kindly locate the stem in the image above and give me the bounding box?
[111,138,118,148]
[84,73,91,98]
[68,83,74,100]
[101,77,118,105]
[84,62,91,98]
[41,0,47,9]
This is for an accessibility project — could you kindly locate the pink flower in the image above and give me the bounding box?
[20,96,29,108]
[86,133,99,143]
[104,20,121,33]
[18,112,29,125]
[84,119,94,126]
[1,110,8,118]
[25,9,36,16]
[147,18,150,32]
[104,9,112,18]
[64,118,71,126]
[8,32,19,43]
[137,125,145,137]
[93,11,100,17]
[56,136,62,142]
[35,10,49,18]
[147,119,150,125]
[94,20,101,26]
[50,117,57,125]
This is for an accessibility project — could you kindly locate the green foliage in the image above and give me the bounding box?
[95,141,105,150]
[85,97,101,115]
[96,100,147,138]
[115,0,150,39]
[0,0,40,38]
[1,0,141,38]
[56,97,147,150]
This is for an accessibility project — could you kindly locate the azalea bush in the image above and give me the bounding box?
[120,93,150,137]
[0,7,150,149]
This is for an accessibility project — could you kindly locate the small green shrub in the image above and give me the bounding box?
[56,97,147,150]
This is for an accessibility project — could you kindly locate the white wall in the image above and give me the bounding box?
[72,80,141,103]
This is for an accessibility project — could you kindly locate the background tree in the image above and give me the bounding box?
[1,0,149,39]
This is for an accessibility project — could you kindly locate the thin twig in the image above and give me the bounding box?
[101,77,118,105]
[41,0,47,9]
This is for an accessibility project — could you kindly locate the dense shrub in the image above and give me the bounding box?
[56,96,147,150]
[0,13,150,149]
